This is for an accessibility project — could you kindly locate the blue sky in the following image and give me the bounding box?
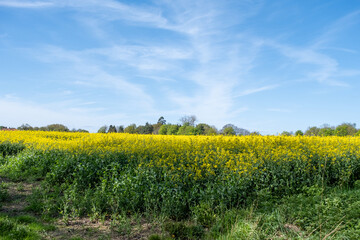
[0,0,360,134]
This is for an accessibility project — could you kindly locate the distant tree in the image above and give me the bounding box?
[18,124,33,131]
[356,130,360,136]
[39,126,48,131]
[73,129,89,133]
[137,122,153,134]
[177,125,196,135]
[295,130,303,136]
[335,123,357,136]
[97,125,107,133]
[221,124,249,136]
[124,124,137,134]
[281,131,293,136]
[108,125,117,133]
[144,122,154,134]
[195,123,210,135]
[305,126,320,136]
[206,126,218,135]
[180,115,197,126]
[136,125,145,134]
[46,124,69,132]
[118,125,124,133]
[318,127,335,136]
[167,124,180,135]
[250,131,261,136]
[177,125,186,135]
[159,125,168,135]
[223,126,236,136]
[157,116,166,125]
[238,128,250,136]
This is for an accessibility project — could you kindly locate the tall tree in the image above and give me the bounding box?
[118,125,124,133]
[108,125,117,133]
[157,116,166,125]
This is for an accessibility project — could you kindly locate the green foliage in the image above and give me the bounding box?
[164,222,204,240]
[158,125,168,135]
[0,214,55,240]
[45,124,70,132]
[191,202,217,228]
[167,125,180,135]
[157,116,166,125]
[118,125,124,133]
[250,131,261,136]
[305,126,320,136]
[295,130,303,136]
[2,133,360,239]
[194,123,209,135]
[222,126,235,136]
[17,124,33,131]
[177,125,196,135]
[303,123,358,137]
[335,123,357,136]
[318,127,335,136]
[281,131,292,136]
[137,122,154,134]
[97,125,107,133]
[124,124,137,134]
[0,141,26,157]
[0,183,9,204]
[107,125,117,133]
[148,234,162,240]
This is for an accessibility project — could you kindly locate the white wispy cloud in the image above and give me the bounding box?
[266,41,350,86]
[235,85,279,97]
[0,0,53,8]
[312,10,360,49]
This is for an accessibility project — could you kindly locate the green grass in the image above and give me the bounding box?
[0,214,56,240]
[149,185,360,239]
[206,185,360,239]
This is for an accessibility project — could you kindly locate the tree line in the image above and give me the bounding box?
[289,123,360,137]
[2,117,360,136]
[1,123,89,133]
[95,116,256,136]
[96,116,360,137]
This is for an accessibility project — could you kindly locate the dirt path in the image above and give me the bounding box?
[0,176,39,216]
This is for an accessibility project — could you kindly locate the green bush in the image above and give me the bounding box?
[0,141,26,157]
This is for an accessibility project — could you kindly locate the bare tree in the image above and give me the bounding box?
[179,115,197,126]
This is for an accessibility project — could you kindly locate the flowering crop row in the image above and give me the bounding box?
[1,131,360,181]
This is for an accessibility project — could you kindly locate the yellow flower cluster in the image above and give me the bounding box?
[1,131,359,180]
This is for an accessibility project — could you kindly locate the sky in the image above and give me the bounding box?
[0,0,360,134]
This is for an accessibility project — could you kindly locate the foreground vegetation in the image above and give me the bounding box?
[1,131,360,239]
